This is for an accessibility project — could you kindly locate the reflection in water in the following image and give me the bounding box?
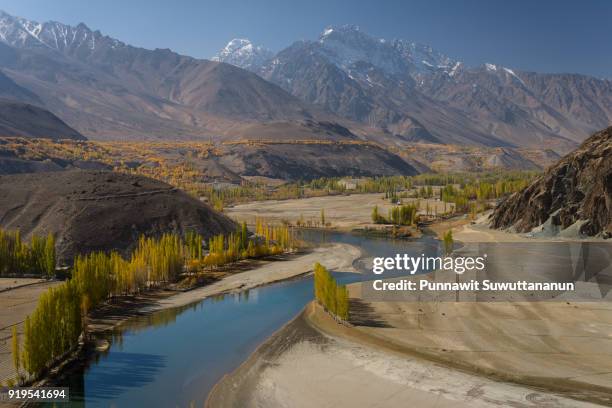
[79,352,167,402]
[40,230,426,408]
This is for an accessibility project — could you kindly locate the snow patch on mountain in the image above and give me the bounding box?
[0,10,125,55]
[322,27,334,37]
[393,40,457,75]
[212,38,273,71]
[314,25,461,79]
[448,62,462,77]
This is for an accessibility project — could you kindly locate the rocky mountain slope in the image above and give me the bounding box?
[398,144,557,173]
[217,25,611,152]
[1,10,609,154]
[0,11,351,141]
[0,137,419,181]
[0,99,84,140]
[210,141,418,180]
[490,127,612,237]
[0,170,237,261]
[0,69,38,103]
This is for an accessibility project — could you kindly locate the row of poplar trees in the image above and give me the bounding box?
[193,221,294,268]
[0,228,55,277]
[372,204,418,225]
[14,233,185,378]
[313,263,349,321]
[19,280,81,376]
[13,223,297,379]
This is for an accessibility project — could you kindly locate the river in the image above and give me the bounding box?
[43,230,439,407]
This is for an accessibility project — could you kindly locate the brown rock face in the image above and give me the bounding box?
[0,100,85,140]
[490,127,612,237]
[0,170,237,261]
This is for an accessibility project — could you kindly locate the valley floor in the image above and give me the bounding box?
[0,243,360,387]
[208,302,606,407]
[226,192,449,230]
[333,294,612,404]
[212,195,612,407]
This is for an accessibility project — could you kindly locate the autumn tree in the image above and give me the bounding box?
[11,326,20,377]
[314,263,349,321]
[44,233,55,277]
[371,205,383,224]
[443,230,454,255]
[0,228,56,277]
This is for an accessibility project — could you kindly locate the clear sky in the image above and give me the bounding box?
[1,0,610,78]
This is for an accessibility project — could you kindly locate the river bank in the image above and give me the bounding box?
[206,208,612,407]
[207,302,605,407]
[84,242,359,334]
[143,242,360,313]
[2,242,360,392]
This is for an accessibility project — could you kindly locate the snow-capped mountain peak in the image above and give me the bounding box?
[0,10,125,54]
[314,24,460,78]
[315,24,410,75]
[212,38,273,71]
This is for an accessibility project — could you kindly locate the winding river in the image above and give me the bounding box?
[46,230,439,407]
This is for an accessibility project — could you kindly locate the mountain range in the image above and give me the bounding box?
[0,11,610,153]
[215,25,612,152]
[0,11,348,141]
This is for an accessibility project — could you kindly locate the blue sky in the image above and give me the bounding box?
[1,0,610,77]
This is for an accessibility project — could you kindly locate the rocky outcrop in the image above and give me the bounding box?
[490,126,612,237]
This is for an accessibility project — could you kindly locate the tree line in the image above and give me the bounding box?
[371,204,418,226]
[0,228,55,277]
[314,263,349,321]
[19,280,81,377]
[369,171,535,225]
[439,178,531,213]
[11,222,296,380]
[173,171,537,210]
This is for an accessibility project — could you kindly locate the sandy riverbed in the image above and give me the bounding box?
[208,302,604,407]
[341,291,612,400]
[147,243,360,312]
[210,198,612,407]
[331,214,612,404]
[226,193,450,230]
